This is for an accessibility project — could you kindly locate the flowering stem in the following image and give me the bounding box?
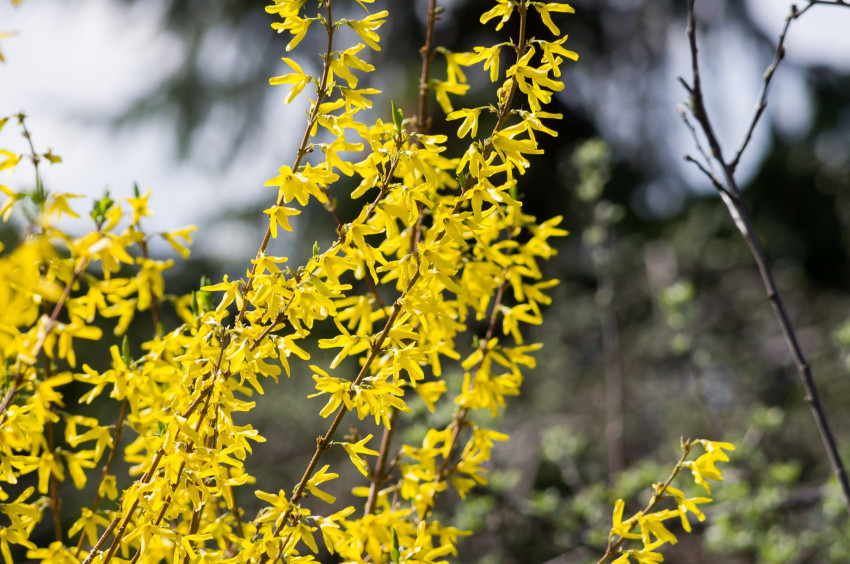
[236,0,337,325]
[410,0,439,255]
[260,266,425,563]
[83,382,215,564]
[0,257,88,423]
[423,276,508,518]
[74,398,128,556]
[262,0,535,541]
[596,439,695,564]
[362,1,443,516]
[121,391,215,564]
[46,390,62,542]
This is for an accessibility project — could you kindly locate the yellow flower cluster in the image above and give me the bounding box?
[601,439,735,564]
[0,1,578,562]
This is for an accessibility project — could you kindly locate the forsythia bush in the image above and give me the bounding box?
[0,1,732,562]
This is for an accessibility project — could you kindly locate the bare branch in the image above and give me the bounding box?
[730,1,850,171]
[677,104,723,186]
[683,155,726,194]
[682,0,850,517]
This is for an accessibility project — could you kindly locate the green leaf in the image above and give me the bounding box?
[391,527,401,563]
[391,100,403,135]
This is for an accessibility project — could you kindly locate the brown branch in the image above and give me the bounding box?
[409,0,441,256]
[417,0,439,135]
[428,277,507,509]
[225,466,246,543]
[681,0,850,517]
[364,408,399,515]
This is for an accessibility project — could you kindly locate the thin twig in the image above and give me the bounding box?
[181,410,220,564]
[409,0,441,256]
[47,407,63,542]
[364,408,399,515]
[681,0,850,517]
[16,113,45,214]
[677,104,723,190]
[683,155,726,194]
[590,206,625,479]
[417,0,439,136]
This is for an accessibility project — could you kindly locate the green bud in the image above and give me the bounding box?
[90,190,115,227]
[122,335,131,366]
